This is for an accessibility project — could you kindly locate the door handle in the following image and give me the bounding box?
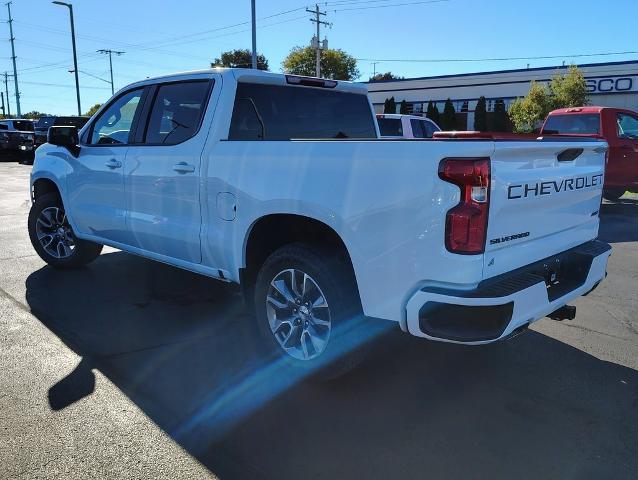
[105,159,122,169]
[173,162,195,174]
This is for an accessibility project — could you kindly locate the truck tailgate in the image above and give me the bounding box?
[483,139,607,278]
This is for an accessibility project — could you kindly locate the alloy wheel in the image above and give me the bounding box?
[266,268,332,361]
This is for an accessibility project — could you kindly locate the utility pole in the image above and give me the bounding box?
[250,0,257,69]
[4,72,10,117]
[372,61,380,77]
[6,2,21,116]
[306,4,330,77]
[53,1,81,115]
[1,92,5,117]
[97,49,124,95]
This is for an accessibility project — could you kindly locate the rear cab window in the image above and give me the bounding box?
[543,114,601,135]
[54,116,90,129]
[35,117,55,130]
[13,121,34,132]
[377,118,403,137]
[229,82,376,140]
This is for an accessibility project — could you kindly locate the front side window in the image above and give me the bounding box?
[542,114,600,135]
[423,120,440,138]
[377,118,403,137]
[144,80,211,145]
[89,88,143,145]
[229,82,376,140]
[0,123,8,130]
[617,113,638,139]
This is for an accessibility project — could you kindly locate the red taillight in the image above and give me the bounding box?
[438,157,490,254]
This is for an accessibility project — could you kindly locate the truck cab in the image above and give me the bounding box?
[376,113,441,138]
[541,106,638,200]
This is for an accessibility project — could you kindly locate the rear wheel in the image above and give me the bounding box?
[602,188,626,201]
[253,243,367,380]
[28,192,103,268]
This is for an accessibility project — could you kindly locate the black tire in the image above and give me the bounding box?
[28,192,103,268]
[602,188,626,201]
[253,243,368,380]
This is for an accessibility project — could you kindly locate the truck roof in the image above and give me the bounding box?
[123,68,369,95]
[548,106,635,115]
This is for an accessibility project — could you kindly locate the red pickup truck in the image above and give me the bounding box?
[540,107,638,201]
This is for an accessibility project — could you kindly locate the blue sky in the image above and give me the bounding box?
[2,0,637,115]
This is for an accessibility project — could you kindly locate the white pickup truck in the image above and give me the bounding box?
[29,68,611,377]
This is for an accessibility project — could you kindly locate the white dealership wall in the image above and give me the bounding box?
[366,60,638,128]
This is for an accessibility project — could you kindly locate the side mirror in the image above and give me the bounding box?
[48,126,80,156]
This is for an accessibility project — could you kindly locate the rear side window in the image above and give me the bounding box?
[377,118,403,137]
[616,113,638,139]
[144,80,211,145]
[543,114,600,135]
[0,123,7,130]
[229,82,376,140]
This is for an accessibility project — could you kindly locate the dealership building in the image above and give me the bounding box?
[366,60,638,130]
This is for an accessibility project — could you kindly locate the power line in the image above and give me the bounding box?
[329,0,450,12]
[356,50,638,63]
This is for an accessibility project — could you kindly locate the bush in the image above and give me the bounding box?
[474,96,487,131]
[384,97,396,114]
[492,99,509,132]
[426,101,440,125]
[441,98,456,130]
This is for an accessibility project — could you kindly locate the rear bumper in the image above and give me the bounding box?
[405,240,611,344]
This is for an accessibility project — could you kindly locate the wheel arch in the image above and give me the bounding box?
[32,177,62,202]
[241,213,359,304]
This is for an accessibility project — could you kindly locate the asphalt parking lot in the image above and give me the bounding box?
[1,161,637,479]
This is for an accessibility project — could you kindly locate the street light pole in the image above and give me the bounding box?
[53,1,81,115]
[251,0,257,69]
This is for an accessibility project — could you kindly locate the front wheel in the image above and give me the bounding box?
[253,243,367,380]
[28,192,103,268]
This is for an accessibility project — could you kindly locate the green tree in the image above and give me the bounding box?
[22,111,50,120]
[441,98,456,130]
[383,97,396,114]
[549,65,589,109]
[426,101,440,125]
[492,99,509,132]
[399,100,409,114]
[473,96,487,131]
[211,49,269,70]
[509,66,589,133]
[369,72,404,82]
[508,81,552,133]
[282,46,359,80]
[85,103,102,117]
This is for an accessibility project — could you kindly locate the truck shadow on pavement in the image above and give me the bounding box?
[25,253,638,480]
[599,198,638,243]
